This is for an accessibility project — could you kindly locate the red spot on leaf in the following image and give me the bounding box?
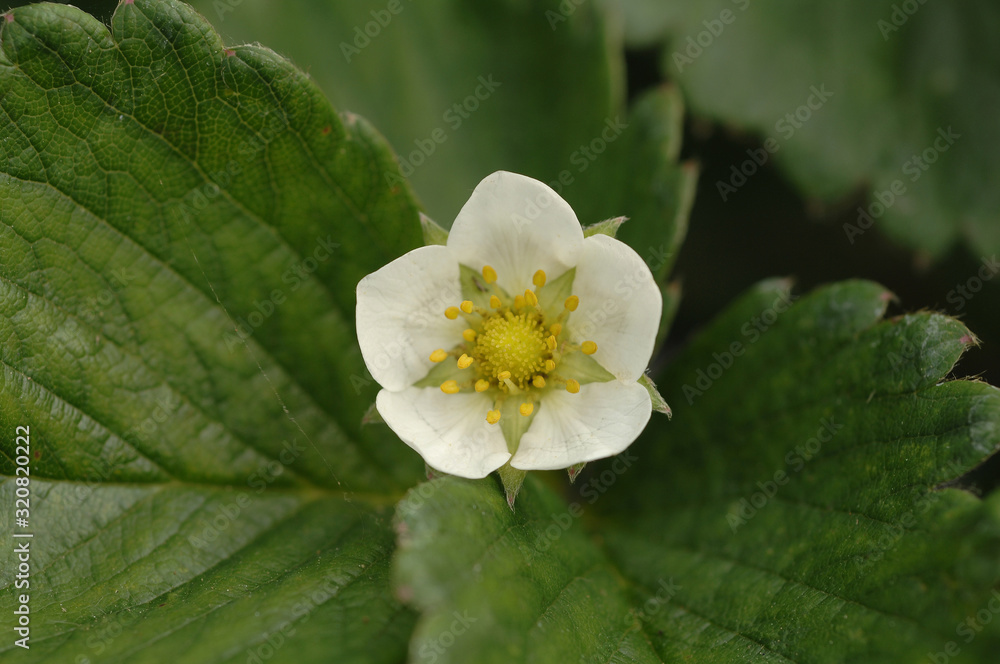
[122,0,135,5]
[224,49,236,57]
[3,13,13,23]
[959,334,974,346]
[33,450,41,460]
[321,126,331,135]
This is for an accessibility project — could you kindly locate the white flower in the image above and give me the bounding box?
[356,171,662,479]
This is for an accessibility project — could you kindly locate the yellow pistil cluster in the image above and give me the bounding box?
[428,265,599,425]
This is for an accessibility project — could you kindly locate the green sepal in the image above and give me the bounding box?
[413,357,470,388]
[558,351,615,385]
[638,373,671,417]
[498,397,536,456]
[425,463,446,481]
[496,462,527,511]
[536,267,575,315]
[583,216,627,238]
[420,212,449,246]
[361,402,384,426]
[459,264,509,309]
[567,462,587,483]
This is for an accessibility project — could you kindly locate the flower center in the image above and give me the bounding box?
[474,311,549,389]
[428,265,597,425]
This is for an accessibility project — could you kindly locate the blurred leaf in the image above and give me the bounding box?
[608,0,1000,258]
[0,0,423,660]
[187,0,695,284]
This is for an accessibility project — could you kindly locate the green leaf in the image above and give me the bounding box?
[397,279,1000,662]
[0,0,422,660]
[598,280,1000,661]
[187,0,695,287]
[630,0,1000,257]
[394,476,662,664]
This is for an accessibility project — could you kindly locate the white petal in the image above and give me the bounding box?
[377,388,511,478]
[565,234,662,382]
[510,380,651,471]
[356,245,465,391]
[447,171,584,294]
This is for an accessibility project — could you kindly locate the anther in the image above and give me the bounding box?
[514,294,526,310]
[533,269,546,288]
[440,380,460,394]
[429,349,448,363]
[482,265,498,284]
[544,359,556,372]
[549,323,562,336]
[532,375,546,388]
[460,300,474,314]
[581,341,597,355]
[486,409,501,424]
[489,295,502,309]
[566,379,580,394]
[546,335,557,351]
[498,370,511,381]
[475,379,490,392]
[462,328,477,342]
[457,354,474,369]
[564,295,579,311]
[445,306,460,320]
[519,402,534,417]
[524,289,538,307]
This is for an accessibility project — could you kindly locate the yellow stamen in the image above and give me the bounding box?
[544,359,556,372]
[475,379,490,392]
[514,294,526,309]
[486,409,501,424]
[457,354,474,369]
[549,323,562,337]
[546,335,557,351]
[524,289,538,307]
[533,269,547,288]
[489,295,502,309]
[440,380,460,394]
[482,265,498,284]
[498,370,511,381]
[564,295,579,311]
[566,379,580,394]
[445,306,460,320]
[519,402,534,417]
[429,349,448,363]
[462,328,477,342]
[532,375,546,388]
[460,300,474,314]
[581,341,598,355]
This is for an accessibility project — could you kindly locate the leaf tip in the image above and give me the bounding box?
[567,462,586,483]
[3,12,13,23]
